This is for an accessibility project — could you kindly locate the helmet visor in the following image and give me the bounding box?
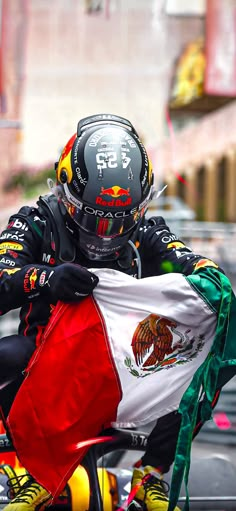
[64,200,142,238]
[61,181,154,238]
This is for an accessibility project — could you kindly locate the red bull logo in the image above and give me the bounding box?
[23,267,39,293]
[29,268,38,289]
[100,186,130,198]
[97,186,132,207]
[0,268,20,276]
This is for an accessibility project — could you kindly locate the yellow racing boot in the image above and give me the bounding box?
[2,474,51,511]
[127,465,180,511]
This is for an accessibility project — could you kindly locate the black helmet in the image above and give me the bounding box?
[56,113,154,260]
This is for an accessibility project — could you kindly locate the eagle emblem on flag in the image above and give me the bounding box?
[131,314,177,367]
[125,313,205,377]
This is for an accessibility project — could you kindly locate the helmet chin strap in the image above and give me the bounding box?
[78,224,140,263]
[80,249,119,262]
[77,229,125,262]
[81,238,142,278]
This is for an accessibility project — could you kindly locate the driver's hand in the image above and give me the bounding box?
[48,263,99,303]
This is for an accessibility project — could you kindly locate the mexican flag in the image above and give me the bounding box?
[7,267,236,509]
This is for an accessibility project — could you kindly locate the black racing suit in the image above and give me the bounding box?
[0,194,220,472]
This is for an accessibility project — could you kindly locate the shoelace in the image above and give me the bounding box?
[7,475,45,503]
[0,465,30,500]
[142,473,170,502]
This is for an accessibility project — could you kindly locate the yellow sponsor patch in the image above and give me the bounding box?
[194,259,218,271]
[167,241,186,249]
[0,242,23,252]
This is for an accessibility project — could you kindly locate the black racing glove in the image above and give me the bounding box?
[47,263,99,303]
[141,216,221,276]
[142,216,178,254]
[0,263,99,311]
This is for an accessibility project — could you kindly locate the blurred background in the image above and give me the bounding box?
[1,0,236,474]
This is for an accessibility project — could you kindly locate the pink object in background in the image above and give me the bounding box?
[213,412,232,430]
[205,0,236,96]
